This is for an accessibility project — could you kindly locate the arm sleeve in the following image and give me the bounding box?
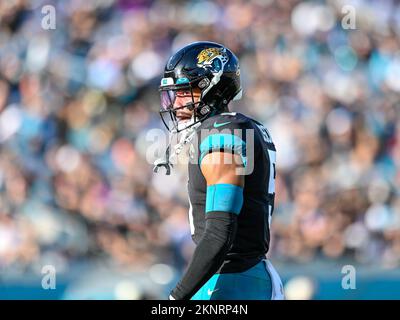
[169,211,238,300]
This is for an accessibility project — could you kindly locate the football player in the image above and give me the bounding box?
[155,41,284,300]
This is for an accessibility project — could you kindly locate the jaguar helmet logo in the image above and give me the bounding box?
[196,47,228,73]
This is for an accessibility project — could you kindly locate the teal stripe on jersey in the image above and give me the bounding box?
[205,183,244,214]
[199,133,247,165]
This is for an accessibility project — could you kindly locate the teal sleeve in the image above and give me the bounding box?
[206,183,244,215]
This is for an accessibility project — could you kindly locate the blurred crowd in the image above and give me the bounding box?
[0,0,400,296]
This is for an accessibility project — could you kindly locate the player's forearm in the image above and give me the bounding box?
[170,212,237,300]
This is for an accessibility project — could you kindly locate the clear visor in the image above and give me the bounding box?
[160,90,176,111]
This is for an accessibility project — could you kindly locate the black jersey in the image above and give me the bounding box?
[187,111,276,274]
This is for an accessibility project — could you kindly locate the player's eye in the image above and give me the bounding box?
[176,91,191,97]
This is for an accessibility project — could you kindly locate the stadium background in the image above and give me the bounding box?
[0,0,399,299]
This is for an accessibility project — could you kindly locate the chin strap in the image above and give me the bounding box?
[153,120,200,175]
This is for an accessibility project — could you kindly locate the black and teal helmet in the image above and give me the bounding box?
[159,41,242,132]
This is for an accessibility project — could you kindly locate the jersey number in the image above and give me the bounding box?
[255,123,276,228]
